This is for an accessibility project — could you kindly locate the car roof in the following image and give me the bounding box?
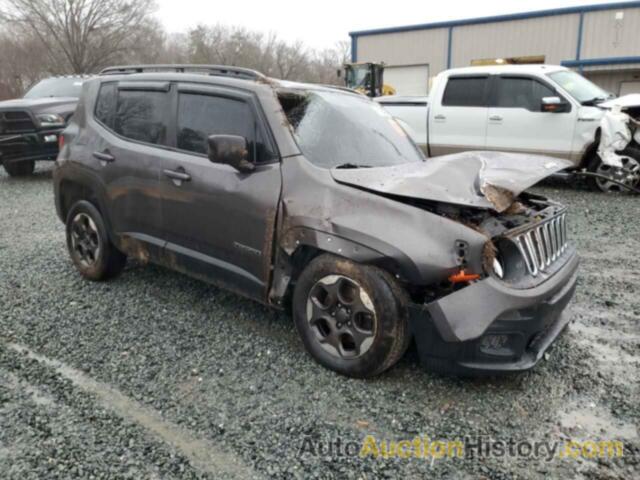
[440,64,568,76]
[96,64,361,97]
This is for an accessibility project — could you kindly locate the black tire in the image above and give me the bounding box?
[586,146,640,193]
[293,254,410,378]
[2,160,35,177]
[65,200,127,281]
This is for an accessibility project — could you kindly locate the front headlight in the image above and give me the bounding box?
[492,238,528,281]
[492,258,504,279]
[37,113,65,128]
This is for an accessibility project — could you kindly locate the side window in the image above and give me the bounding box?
[493,77,556,111]
[114,90,169,145]
[95,82,117,129]
[442,77,488,107]
[177,93,270,163]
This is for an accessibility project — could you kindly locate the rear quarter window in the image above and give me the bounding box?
[442,77,488,107]
[114,90,169,145]
[95,82,117,129]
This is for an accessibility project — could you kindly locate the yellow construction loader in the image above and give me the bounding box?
[342,62,396,97]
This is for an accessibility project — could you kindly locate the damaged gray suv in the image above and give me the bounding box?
[54,65,579,377]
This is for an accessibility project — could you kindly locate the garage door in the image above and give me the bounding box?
[620,81,640,96]
[384,65,430,96]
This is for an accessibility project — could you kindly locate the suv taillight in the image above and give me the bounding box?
[58,134,65,150]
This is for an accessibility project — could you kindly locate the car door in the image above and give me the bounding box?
[428,75,490,156]
[159,83,282,301]
[485,75,577,158]
[92,80,173,259]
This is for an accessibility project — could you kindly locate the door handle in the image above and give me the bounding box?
[434,114,446,120]
[489,115,503,121]
[163,168,191,182]
[93,151,115,163]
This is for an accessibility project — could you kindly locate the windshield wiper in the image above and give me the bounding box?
[334,163,372,169]
[581,97,607,106]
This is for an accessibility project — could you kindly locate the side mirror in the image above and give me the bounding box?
[207,134,255,173]
[541,96,569,113]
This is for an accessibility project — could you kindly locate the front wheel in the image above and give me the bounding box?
[66,200,127,281]
[2,160,35,177]
[293,254,410,378]
[587,146,640,193]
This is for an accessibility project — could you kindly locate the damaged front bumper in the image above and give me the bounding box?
[409,250,579,375]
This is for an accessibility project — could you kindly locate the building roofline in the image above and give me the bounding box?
[349,1,640,37]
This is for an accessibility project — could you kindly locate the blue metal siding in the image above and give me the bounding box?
[446,27,453,69]
[350,35,358,62]
[576,12,585,61]
[349,1,640,37]
[562,56,640,67]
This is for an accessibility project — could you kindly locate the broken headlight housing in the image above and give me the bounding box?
[491,238,528,282]
[492,257,504,279]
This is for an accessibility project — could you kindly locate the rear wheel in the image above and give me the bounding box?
[587,146,640,193]
[2,160,35,177]
[293,254,410,378]
[66,200,127,281]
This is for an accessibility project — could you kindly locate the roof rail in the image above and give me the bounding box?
[99,64,267,81]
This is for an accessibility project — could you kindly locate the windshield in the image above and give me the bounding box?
[279,90,424,169]
[548,70,611,104]
[345,66,370,90]
[24,78,85,99]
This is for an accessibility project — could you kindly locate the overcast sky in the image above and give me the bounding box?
[155,0,622,50]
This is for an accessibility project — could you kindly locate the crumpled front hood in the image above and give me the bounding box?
[331,151,572,212]
[600,94,640,109]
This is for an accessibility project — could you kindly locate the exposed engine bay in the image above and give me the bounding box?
[407,191,569,301]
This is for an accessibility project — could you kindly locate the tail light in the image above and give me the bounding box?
[58,134,65,150]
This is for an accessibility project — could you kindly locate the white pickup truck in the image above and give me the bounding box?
[377,65,640,193]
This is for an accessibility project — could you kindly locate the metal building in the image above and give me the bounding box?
[349,1,640,96]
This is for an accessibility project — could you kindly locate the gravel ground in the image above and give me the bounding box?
[0,163,638,479]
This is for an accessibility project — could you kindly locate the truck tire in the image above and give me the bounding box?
[587,146,640,193]
[2,160,35,177]
[292,254,410,378]
[66,200,127,281]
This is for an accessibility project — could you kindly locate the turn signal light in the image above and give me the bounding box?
[448,269,481,284]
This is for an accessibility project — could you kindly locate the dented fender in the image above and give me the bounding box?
[274,155,490,292]
[280,226,422,282]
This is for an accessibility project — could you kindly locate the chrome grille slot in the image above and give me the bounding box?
[513,213,568,277]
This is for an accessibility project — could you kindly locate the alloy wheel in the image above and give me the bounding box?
[595,157,640,193]
[306,275,377,359]
[70,213,101,268]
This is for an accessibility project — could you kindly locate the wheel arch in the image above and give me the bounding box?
[58,179,95,221]
[579,127,601,169]
[56,176,115,240]
[269,227,421,307]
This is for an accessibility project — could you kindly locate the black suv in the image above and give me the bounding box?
[54,65,579,377]
[0,76,86,176]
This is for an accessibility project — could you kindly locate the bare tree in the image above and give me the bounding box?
[0,0,157,73]
[0,2,350,100]
[0,26,49,98]
[183,24,346,83]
